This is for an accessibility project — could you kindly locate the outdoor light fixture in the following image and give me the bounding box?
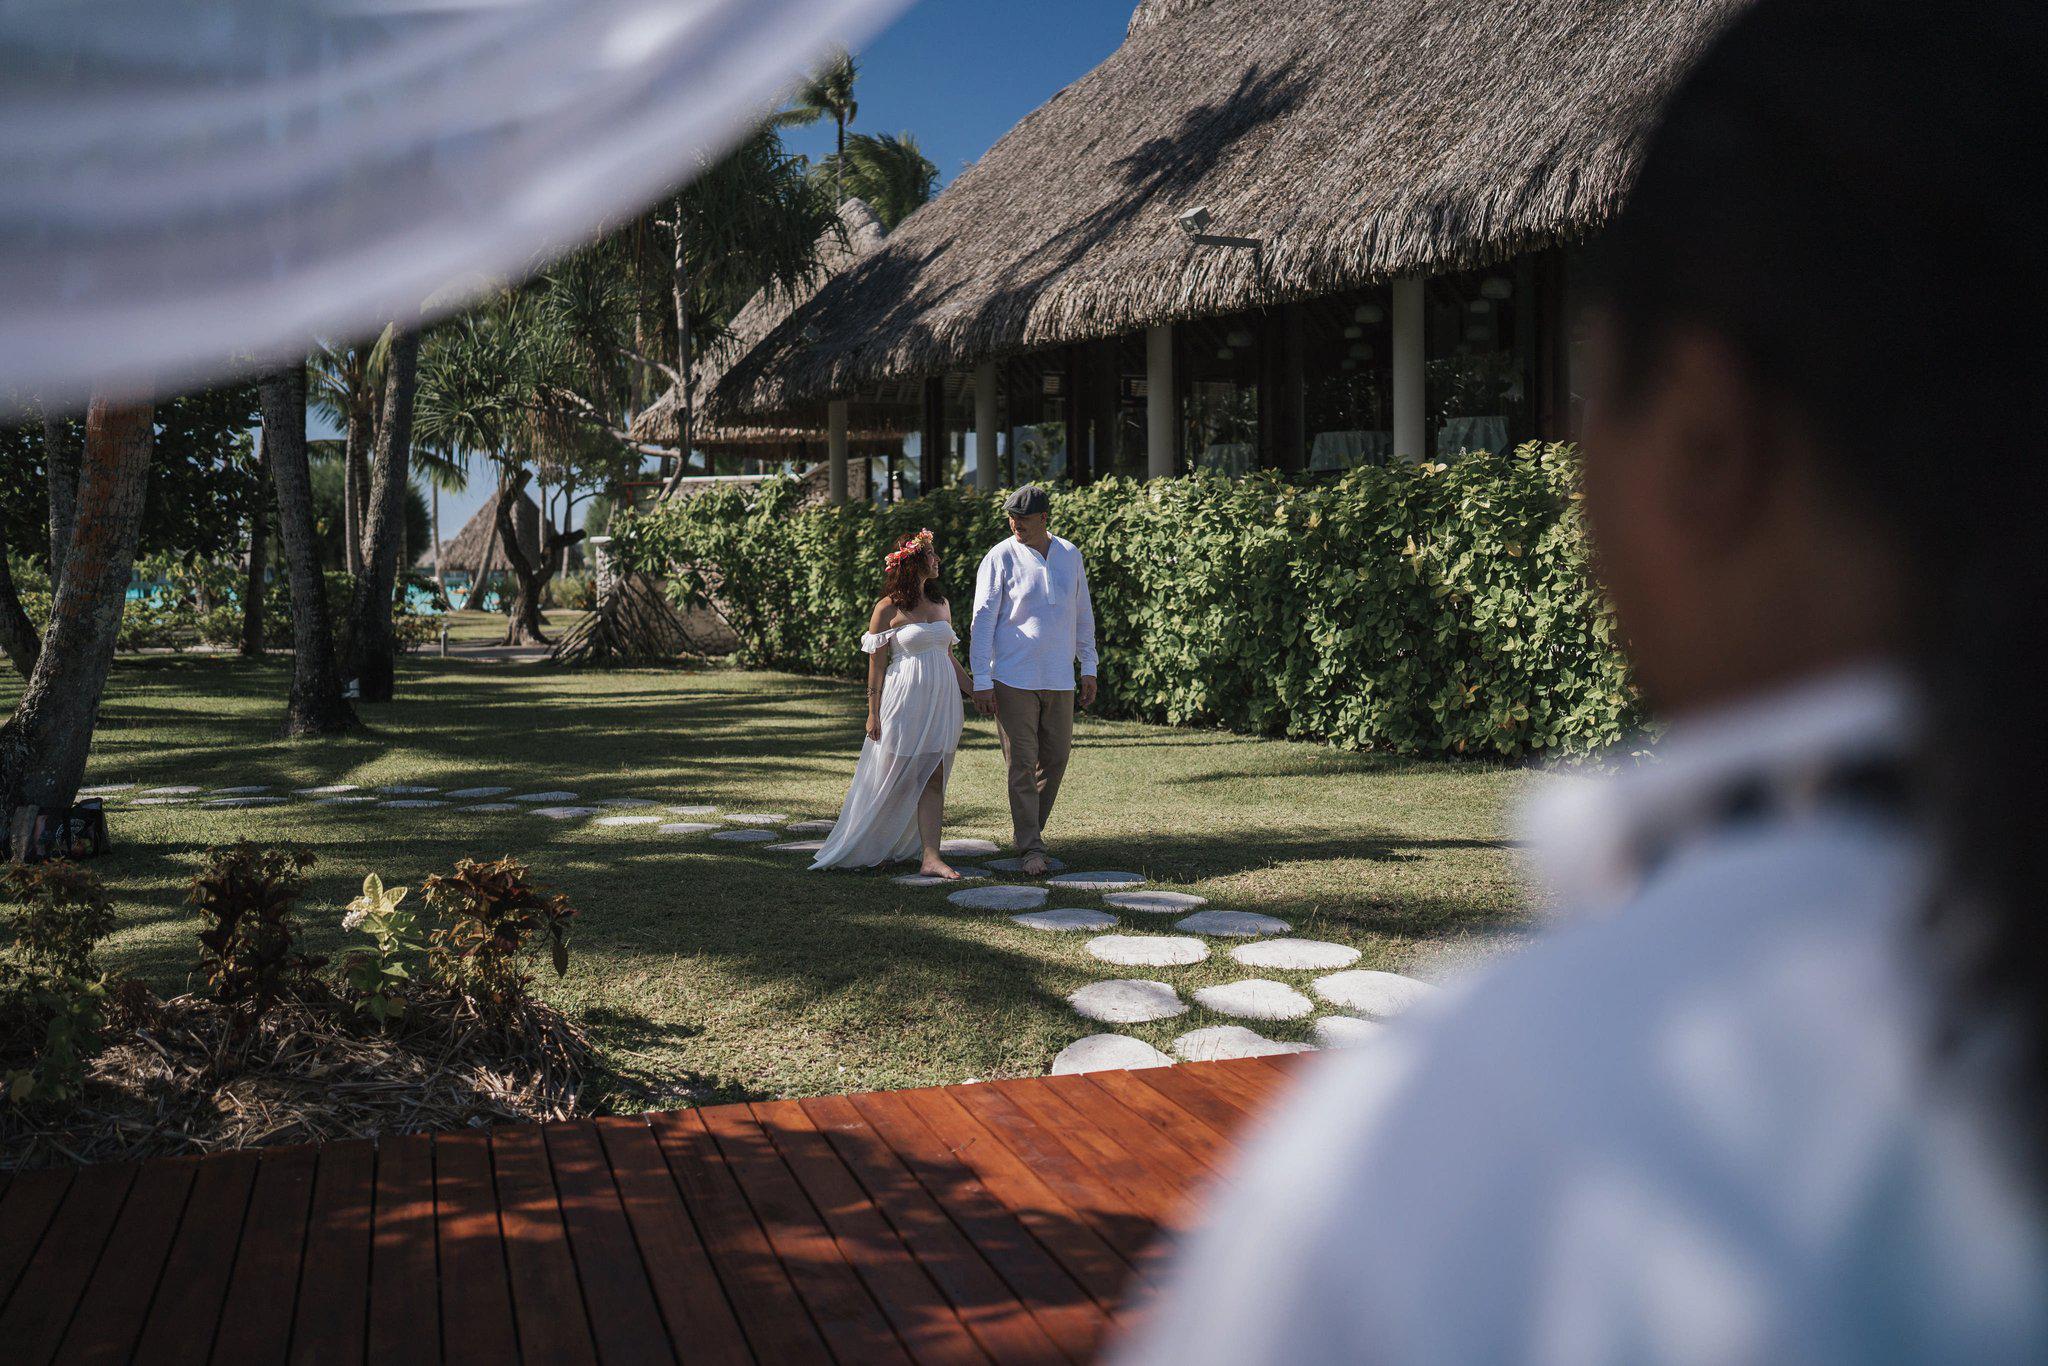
[1480,276,1514,300]
[1176,205,1214,236]
[1175,204,1264,262]
[1469,299,1491,314]
[1354,303,1385,324]
[1342,324,1363,339]
[1225,328,1254,349]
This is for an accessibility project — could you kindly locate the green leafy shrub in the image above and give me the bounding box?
[617,446,1640,757]
[422,857,577,1010]
[189,843,323,1026]
[340,873,423,1027]
[550,571,597,611]
[2,861,117,1106]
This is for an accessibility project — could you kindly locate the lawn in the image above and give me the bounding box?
[10,653,1543,1109]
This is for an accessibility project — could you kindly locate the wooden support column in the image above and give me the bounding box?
[1393,275,1426,462]
[974,363,1000,492]
[919,377,945,496]
[827,399,849,504]
[1259,305,1306,471]
[1146,324,1175,479]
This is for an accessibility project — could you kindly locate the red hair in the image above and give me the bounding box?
[883,530,942,611]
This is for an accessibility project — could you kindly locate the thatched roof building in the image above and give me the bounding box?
[718,0,1745,420]
[426,488,541,576]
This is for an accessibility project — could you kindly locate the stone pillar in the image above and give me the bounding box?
[828,399,849,504]
[974,363,1000,491]
[1146,324,1175,479]
[1393,276,1426,462]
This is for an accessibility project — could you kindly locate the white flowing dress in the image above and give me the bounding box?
[811,620,965,870]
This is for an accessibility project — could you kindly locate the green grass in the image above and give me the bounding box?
[9,654,1543,1108]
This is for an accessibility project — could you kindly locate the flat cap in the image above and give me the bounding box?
[1003,484,1050,517]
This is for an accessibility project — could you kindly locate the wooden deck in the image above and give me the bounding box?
[0,1054,1307,1364]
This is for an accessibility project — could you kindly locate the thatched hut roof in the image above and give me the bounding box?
[630,197,900,442]
[426,487,541,575]
[716,0,1745,414]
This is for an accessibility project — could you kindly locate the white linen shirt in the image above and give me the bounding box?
[969,535,1098,692]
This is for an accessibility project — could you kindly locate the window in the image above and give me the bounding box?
[1180,313,1260,476]
[1426,264,1535,457]
[1300,286,1395,471]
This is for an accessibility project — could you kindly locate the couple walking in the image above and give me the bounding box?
[809,485,1098,879]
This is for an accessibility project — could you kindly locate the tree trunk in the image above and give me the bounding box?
[261,366,359,737]
[348,327,418,702]
[495,470,548,644]
[465,516,501,612]
[342,403,369,576]
[0,523,42,678]
[660,198,697,499]
[432,484,445,590]
[2,395,154,854]
[43,412,80,588]
[240,441,270,657]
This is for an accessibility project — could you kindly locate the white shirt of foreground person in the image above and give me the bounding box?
[1119,667,2048,1366]
[969,535,1097,692]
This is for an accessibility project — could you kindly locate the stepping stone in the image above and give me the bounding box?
[531,806,599,820]
[377,785,438,795]
[598,815,663,827]
[1103,890,1207,914]
[1011,908,1117,932]
[1047,871,1147,891]
[940,837,999,857]
[134,796,190,806]
[711,828,775,843]
[142,785,201,796]
[446,786,512,799]
[725,813,788,825]
[381,799,448,809]
[1311,970,1437,1019]
[1087,935,1208,967]
[946,885,1047,913]
[1231,938,1362,972]
[1175,910,1291,938]
[599,797,658,808]
[212,785,272,795]
[1051,1034,1174,1075]
[1312,1015,1385,1048]
[1069,979,1186,1024]
[670,805,718,816]
[318,794,379,805]
[657,822,719,836]
[1193,978,1315,1021]
[987,856,1066,874]
[892,867,992,887]
[460,803,519,813]
[513,791,579,803]
[206,796,286,808]
[1171,1025,1315,1062]
[79,783,135,795]
[769,839,827,853]
[787,820,836,835]
[296,784,360,796]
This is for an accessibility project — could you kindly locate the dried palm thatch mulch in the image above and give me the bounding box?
[0,982,598,1172]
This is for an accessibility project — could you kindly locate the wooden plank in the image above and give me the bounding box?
[698,1101,914,1365]
[541,1121,675,1365]
[1072,1071,1240,1176]
[803,1093,1101,1364]
[212,1144,319,1365]
[988,1079,1203,1220]
[751,1100,988,1366]
[491,1124,597,1365]
[367,1134,440,1366]
[591,1116,753,1366]
[53,1158,199,1365]
[132,1149,261,1366]
[0,1166,75,1309]
[289,1139,376,1366]
[1123,1066,1256,1141]
[433,1131,520,1366]
[1029,1076,1224,1199]
[0,1160,136,1363]
[646,1107,832,1365]
[1197,1056,1291,1105]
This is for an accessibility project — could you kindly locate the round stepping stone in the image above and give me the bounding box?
[670,805,718,816]
[939,837,999,857]
[1311,970,1437,1019]
[786,819,836,835]
[460,803,519,813]
[377,784,438,795]
[987,855,1066,874]
[1086,935,1208,967]
[1047,871,1147,891]
[531,806,599,820]
[513,791,579,803]
[206,796,286,807]
[134,796,190,806]
[1175,909,1291,937]
[1312,1015,1385,1048]
[598,815,663,827]
[769,839,827,853]
[1011,908,1117,932]
[1103,890,1206,914]
[446,786,512,799]
[1193,978,1314,1021]
[599,797,658,808]
[725,813,788,825]
[1230,938,1362,972]
[1069,979,1186,1024]
[142,785,201,796]
[658,822,719,836]
[79,783,134,795]
[946,885,1047,912]
[711,828,775,843]
[381,799,448,809]
[212,785,272,795]
[296,784,360,796]
[1051,1034,1174,1075]
[1171,1025,1315,1062]
[891,867,992,887]
[317,794,378,805]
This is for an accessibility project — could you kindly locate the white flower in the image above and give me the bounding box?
[342,908,367,932]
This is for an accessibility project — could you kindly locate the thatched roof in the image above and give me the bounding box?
[629,197,898,442]
[427,488,541,575]
[716,0,1746,414]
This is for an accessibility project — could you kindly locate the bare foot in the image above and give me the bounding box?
[1020,851,1050,877]
[920,858,962,880]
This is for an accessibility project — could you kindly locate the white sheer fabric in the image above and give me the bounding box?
[812,621,965,870]
[0,0,907,408]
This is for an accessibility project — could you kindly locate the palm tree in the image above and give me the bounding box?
[261,365,359,736]
[309,331,392,574]
[347,325,419,702]
[779,48,859,196]
[413,447,469,591]
[815,131,940,231]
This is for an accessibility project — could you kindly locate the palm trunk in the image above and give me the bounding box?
[342,404,369,575]
[43,412,80,587]
[348,327,418,703]
[2,394,154,854]
[432,484,445,590]
[261,366,359,736]
[660,199,696,498]
[241,441,270,657]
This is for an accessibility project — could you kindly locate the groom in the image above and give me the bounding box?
[970,485,1098,877]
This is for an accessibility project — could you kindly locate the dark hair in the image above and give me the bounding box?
[1587,0,2048,1151]
[884,544,943,613]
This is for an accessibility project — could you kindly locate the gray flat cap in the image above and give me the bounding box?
[1003,484,1050,517]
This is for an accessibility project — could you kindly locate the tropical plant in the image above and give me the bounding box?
[189,842,323,1028]
[261,366,360,734]
[1,860,116,1105]
[308,330,393,574]
[815,131,939,230]
[779,47,860,187]
[422,856,577,1010]
[341,873,422,1027]
[5,860,116,977]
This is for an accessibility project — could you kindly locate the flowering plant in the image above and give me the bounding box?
[341,873,422,1027]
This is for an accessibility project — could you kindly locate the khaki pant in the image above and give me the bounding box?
[993,683,1075,856]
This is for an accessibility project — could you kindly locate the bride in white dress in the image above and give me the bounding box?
[811,529,974,877]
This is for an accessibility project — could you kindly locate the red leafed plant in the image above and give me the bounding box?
[188,842,322,1028]
[421,856,576,1010]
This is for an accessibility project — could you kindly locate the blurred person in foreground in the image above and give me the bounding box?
[1121,1,2047,1361]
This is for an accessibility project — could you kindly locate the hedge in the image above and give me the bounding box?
[617,443,1640,758]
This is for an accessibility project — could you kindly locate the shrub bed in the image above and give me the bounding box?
[618,444,1640,758]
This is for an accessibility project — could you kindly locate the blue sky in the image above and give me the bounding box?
[374,0,1131,542]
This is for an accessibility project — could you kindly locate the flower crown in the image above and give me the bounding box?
[883,528,935,572]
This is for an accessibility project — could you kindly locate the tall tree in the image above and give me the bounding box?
[780,48,859,195]
[1,395,154,856]
[240,439,270,657]
[42,411,79,585]
[815,131,940,231]
[309,333,389,576]
[260,366,359,736]
[347,326,419,701]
